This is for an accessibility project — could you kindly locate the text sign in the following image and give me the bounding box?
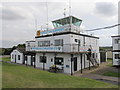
[31,46,62,52]
[41,28,65,35]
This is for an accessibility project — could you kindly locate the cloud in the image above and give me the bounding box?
[1,6,34,20]
[94,2,117,17]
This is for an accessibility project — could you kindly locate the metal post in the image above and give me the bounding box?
[71,54,73,75]
[43,53,45,70]
[81,54,83,73]
[25,55,27,66]
[33,56,35,68]
[54,53,57,73]
[84,54,85,69]
[89,56,90,70]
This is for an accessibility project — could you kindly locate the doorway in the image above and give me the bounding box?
[74,57,77,71]
[15,55,16,63]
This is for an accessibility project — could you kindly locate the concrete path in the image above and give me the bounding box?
[73,62,120,85]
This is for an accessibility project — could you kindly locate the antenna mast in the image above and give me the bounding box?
[35,19,38,31]
[46,1,48,31]
[64,8,66,17]
[69,0,71,16]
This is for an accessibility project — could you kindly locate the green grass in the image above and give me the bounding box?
[103,71,120,78]
[0,57,10,62]
[2,62,118,88]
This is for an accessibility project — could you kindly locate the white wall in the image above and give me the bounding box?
[112,37,120,50]
[10,50,23,64]
[35,52,95,74]
[113,52,120,66]
[26,41,35,51]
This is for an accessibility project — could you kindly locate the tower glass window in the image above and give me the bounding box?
[52,16,82,28]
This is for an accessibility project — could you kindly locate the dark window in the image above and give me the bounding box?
[54,39,63,46]
[93,53,95,58]
[39,56,47,63]
[115,39,120,44]
[115,54,120,59]
[27,43,30,47]
[25,56,27,61]
[75,39,78,42]
[18,55,20,60]
[55,57,63,65]
[51,58,53,62]
[38,41,50,47]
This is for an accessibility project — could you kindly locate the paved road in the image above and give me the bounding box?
[73,62,120,86]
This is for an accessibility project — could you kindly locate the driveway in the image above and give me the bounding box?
[73,61,120,86]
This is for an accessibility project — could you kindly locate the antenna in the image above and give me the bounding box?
[46,1,48,31]
[64,8,66,17]
[35,19,37,30]
[41,26,42,31]
[69,0,71,16]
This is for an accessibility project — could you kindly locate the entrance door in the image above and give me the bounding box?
[15,55,16,63]
[74,57,77,71]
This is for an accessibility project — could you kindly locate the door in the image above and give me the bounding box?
[15,55,16,63]
[23,55,25,64]
[74,57,77,71]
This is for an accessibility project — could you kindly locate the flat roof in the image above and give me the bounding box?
[111,35,120,37]
[26,41,35,42]
[35,31,99,39]
[29,51,89,54]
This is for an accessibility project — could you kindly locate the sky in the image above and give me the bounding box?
[0,0,119,48]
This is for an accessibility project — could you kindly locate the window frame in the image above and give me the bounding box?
[55,57,64,65]
[54,39,63,46]
[39,56,47,63]
[18,55,20,60]
[115,54,120,59]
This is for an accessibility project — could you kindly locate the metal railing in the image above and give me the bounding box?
[29,44,93,53]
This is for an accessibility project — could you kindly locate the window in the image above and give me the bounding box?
[54,39,63,46]
[75,39,78,42]
[55,57,63,65]
[18,55,20,60]
[27,43,30,47]
[51,58,53,62]
[39,56,47,63]
[115,54,120,59]
[38,41,50,47]
[115,39,120,44]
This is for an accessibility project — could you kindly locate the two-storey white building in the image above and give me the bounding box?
[11,16,100,75]
[112,35,120,66]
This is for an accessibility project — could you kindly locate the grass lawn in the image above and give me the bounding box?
[2,62,118,88]
[0,57,10,62]
[103,71,120,78]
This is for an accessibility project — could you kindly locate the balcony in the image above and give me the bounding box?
[30,44,96,53]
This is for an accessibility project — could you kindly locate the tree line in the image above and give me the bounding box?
[0,44,25,55]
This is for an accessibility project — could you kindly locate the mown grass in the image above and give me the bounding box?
[2,62,118,88]
[103,71,120,78]
[0,57,10,62]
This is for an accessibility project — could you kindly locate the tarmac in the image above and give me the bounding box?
[73,62,120,86]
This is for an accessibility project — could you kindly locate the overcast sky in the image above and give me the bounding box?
[0,0,119,48]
